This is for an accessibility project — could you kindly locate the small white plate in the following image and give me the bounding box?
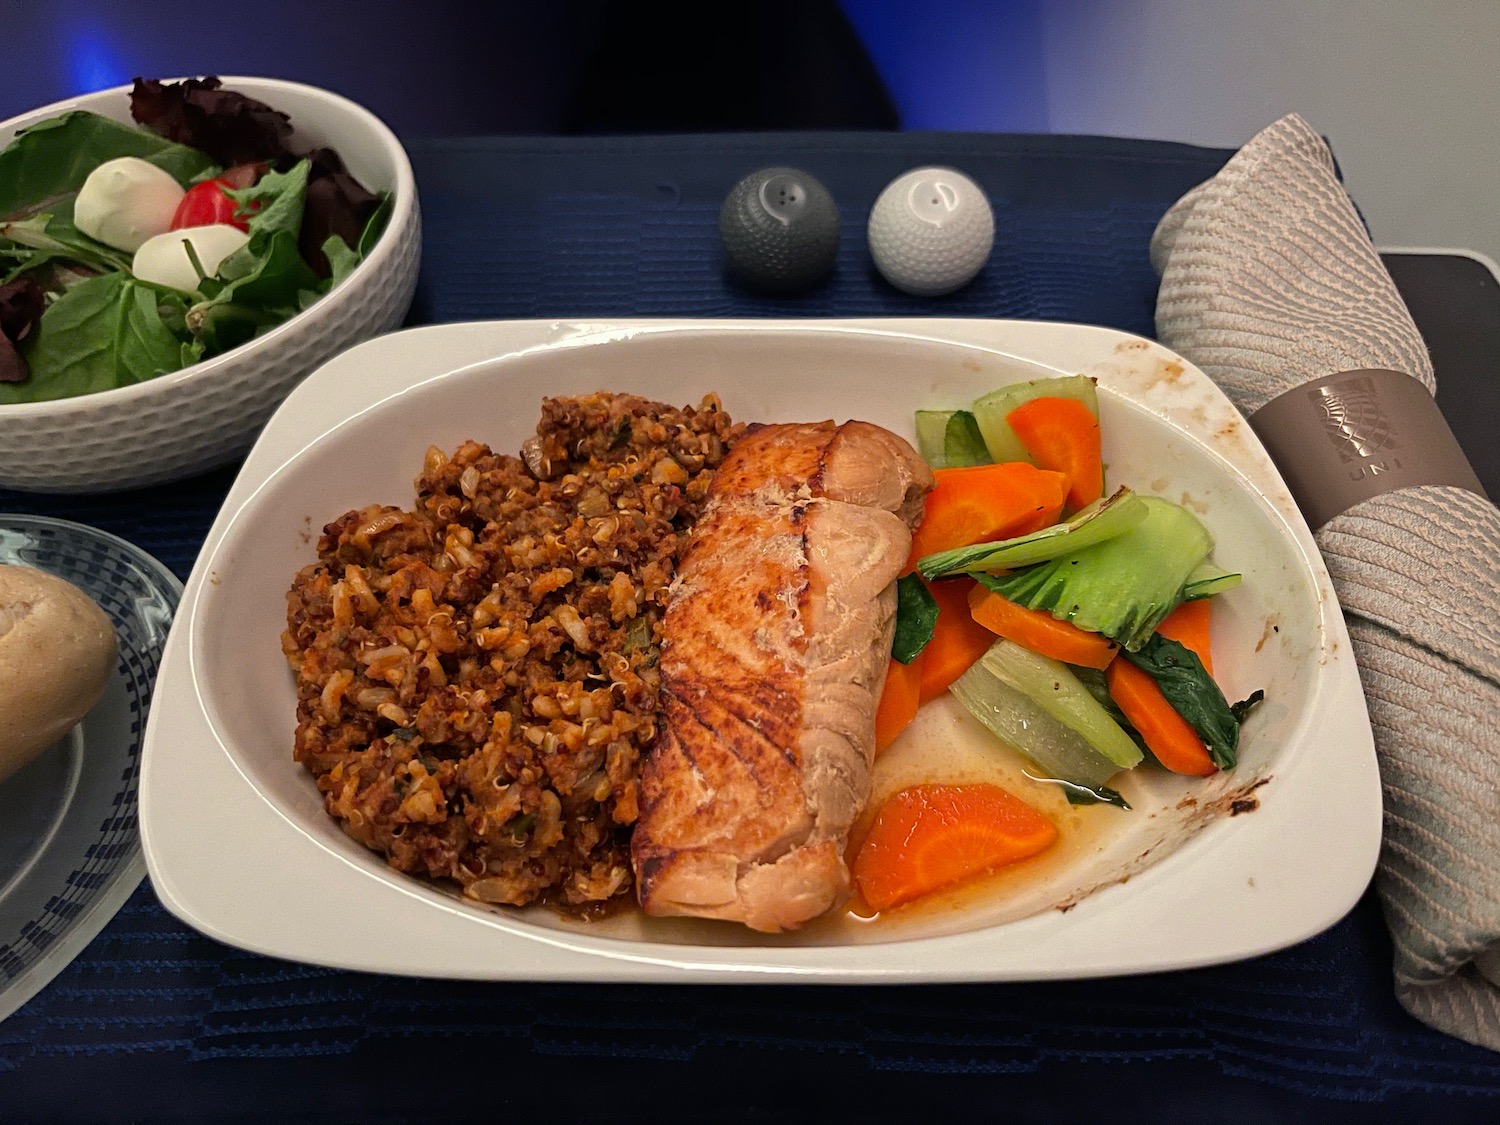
[0,516,180,1020]
[139,319,1379,982]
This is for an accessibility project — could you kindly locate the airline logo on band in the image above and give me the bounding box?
[1311,375,1402,477]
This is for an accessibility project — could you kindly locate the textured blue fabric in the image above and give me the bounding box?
[2,132,1498,1123]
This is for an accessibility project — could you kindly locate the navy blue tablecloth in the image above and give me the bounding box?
[3,132,1498,1124]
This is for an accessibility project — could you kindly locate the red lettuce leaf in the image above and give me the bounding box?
[130,76,293,169]
[296,148,380,276]
[0,276,45,383]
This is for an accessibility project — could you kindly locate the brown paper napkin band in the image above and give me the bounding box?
[1249,369,1488,530]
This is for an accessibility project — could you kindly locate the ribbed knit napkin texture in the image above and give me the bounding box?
[1151,113,1500,1051]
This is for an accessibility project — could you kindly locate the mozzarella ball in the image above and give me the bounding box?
[73,157,186,253]
[131,224,251,293]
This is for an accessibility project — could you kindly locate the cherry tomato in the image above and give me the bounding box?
[169,163,268,232]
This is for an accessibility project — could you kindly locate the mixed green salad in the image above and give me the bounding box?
[0,77,390,402]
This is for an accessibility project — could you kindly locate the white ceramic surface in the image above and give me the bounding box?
[0,77,421,494]
[140,318,1381,982]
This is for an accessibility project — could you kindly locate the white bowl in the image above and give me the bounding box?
[139,319,1381,983]
[0,76,420,494]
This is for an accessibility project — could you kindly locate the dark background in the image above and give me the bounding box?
[1,1,915,135]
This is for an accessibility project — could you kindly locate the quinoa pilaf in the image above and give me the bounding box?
[281,392,743,911]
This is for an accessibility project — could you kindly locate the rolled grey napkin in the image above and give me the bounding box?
[1151,113,1500,1051]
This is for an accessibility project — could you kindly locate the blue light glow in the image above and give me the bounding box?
[840,0,1050,132]
[66,22,130,95]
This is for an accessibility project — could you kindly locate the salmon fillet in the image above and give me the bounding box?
[631,420,933,931]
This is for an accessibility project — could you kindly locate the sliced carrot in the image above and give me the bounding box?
[905,462,1068,571]
[918,577,998,703]
[875,651,925,753]
[853,783,1058,912]
[967,584,1120,670]
[1156,598,1214,677]
[1105,658,1216,776]
[1006,396,1103,511]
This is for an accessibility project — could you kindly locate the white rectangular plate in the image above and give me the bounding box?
[139,318,1380,982]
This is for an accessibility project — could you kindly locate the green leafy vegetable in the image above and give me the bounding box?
[0,272,187,403]
[322,234,363,287]
[0,98,387,401]
[130,78,386,278]
[186,160,321,354]
[1183,561,1242,601]
[1,197,132,276]
[1122,634,1261,770]
[978,496,1213,651]
[356,192,392,257]
[299,152,383,276]
[950,639,1141,788]
[918,487,1146,579]
[914,409,991,468]
[892,573,939,664]
[0,111,217,220]
[185,162,384,354]
[1023,771,1131,810]
[224,159,308,241]
[1230,690,1266,725]
[1070,664,1141,733]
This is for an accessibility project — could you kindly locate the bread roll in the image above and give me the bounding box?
[0,565,117,782]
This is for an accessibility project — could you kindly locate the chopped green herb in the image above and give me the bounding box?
[610,415,633,449]
[622,616,653,653]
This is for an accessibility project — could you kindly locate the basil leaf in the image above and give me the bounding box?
[892,573,939,665]
[1122,634,1248,770]
[0,111,217,220]
[0,272,188,403]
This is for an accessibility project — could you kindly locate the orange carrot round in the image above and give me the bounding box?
[1006,396,1103,511]
[853,783,1059,912]
[918,578,997,703]
[1105,658,1216,776]
[905,462,1068,571]
[875,651,925,753]
[967,584,1120,670]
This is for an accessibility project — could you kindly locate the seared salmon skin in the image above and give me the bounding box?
[631,420,932,931]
